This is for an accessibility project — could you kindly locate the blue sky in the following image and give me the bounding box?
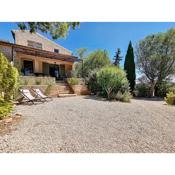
[1,22,175,67]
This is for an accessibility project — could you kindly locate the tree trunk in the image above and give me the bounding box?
[150,81,156,97]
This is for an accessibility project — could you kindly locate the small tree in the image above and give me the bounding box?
[97,66,130,100]
[113,48,122,66]
[136,28,175,97]
[74,48,88,77]
[82,49,110,77]
[124,41,136,92]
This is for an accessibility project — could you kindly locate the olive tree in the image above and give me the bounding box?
[136,28,175,97]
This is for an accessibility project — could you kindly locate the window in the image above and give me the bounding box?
[54,49,59,53]
[27,40,42,49]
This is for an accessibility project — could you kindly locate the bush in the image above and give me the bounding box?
[0,101,13,120]
[67,77,79,85]
[156,81,172,97]
[96,66,131,101]
[86,69,101,94]
[45,84,53,95]
[165,91,175,105]
[115,91,132,102]
[0,53,19,101]
[35,79,41,85]
[135,83,150,97]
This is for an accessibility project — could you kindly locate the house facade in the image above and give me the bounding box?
[0,30,78,79]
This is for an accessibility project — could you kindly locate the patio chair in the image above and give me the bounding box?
[32,88,52,101]
[19,89,43,104]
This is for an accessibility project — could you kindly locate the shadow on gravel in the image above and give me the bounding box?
[83,95,108,102]
[133,97,164,101]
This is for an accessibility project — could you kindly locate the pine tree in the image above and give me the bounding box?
[113,48,122,66]
[124,41,136,92]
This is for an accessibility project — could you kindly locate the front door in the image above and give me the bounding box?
[23,60,34,75]
[49,65,59,80]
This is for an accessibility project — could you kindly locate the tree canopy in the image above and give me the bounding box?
[136,28,175,96]
[73,49,110,77]
[18,22,80,39]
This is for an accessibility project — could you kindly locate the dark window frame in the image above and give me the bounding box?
[54,49,59,53]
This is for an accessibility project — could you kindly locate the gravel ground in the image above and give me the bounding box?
[0,96,175,153]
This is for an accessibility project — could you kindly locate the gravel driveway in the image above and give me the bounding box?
[0,96,175,153]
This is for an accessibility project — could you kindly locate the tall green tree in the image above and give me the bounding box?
[73,48,88,77]
[124,41,136,91]
[18,22,80,39]
[76,48,88,60]
[136,28,175,97]
[113,48,122,66]
[83,49,110,77]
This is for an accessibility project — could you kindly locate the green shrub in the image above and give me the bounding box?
[115,91,132,102]
[0,101,13,120]
[96,66,131,101]
[168,85,175,94]
[35,79,41,85]
[135,83,150,97]
[86,69,101,94]
[45,84,53,95]
[67,77,79,85]
[156,81,172,97]
[165,91,175,105]
[0,53,19,101]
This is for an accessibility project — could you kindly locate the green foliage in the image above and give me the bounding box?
[76,48,87,60]
[18,22,80,39]
[0,53,19,101]
[67,77,79,85]
[113,48,122,66]
[135,83,150,97]
[45,84,53,95]
[156,81,173,97]
[83,50,110,77]
[86,69,101,94]
[124,41,136,92]
[96,66,130,101]
[136,28,175,97]
[165,91,175,105]
[116,91,132,102]
[35,79,41,85]
[0,101,13,120]
[74,49,110,78]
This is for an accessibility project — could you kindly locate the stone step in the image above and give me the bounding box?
[58,90,72,94]
[58,93,77,97]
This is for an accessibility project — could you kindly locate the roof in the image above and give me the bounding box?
[0,40,79,63]
[11,30,72,54]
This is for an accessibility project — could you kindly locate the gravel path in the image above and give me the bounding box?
[0,96,175,153]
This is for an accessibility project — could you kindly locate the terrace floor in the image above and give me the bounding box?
[0,96,175,153]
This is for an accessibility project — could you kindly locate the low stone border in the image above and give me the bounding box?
[0,113,22,125]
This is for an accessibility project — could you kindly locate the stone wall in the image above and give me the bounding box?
[20,76,56,85]
[20,85,59,97]
[0,45,13,61]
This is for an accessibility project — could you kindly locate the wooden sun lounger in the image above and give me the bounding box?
[19,89,44,104]
[32,88,52,101]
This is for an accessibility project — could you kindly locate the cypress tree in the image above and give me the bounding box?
[124,41,136,92]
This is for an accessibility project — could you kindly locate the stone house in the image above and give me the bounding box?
[0,30,78,79]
